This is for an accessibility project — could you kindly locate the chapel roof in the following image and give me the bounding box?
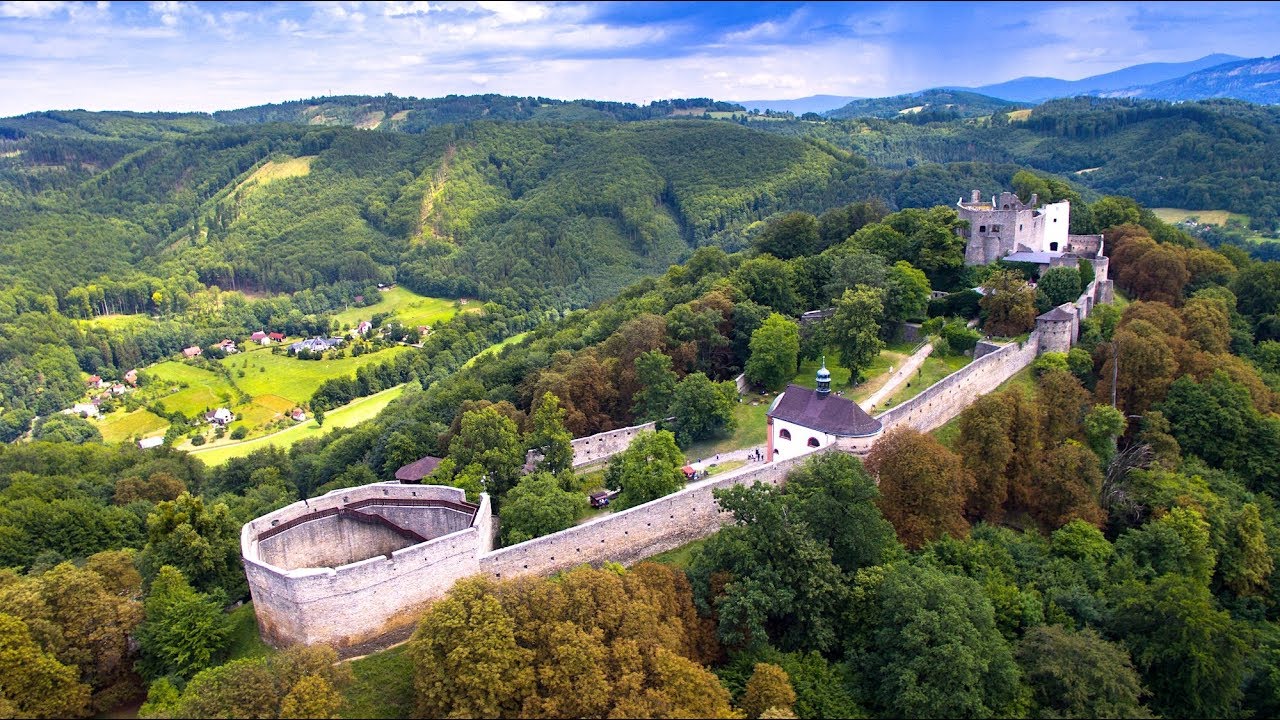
[767,384,882,437]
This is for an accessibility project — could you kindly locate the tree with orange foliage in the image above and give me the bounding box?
[866,427,974,549]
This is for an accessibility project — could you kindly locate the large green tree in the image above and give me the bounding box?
[527,392,574,475]
[447,406,526,500]
[606,430,687,510]
[744,313,801,390]
[1016,625,1152,719]
[828,285,884,384]
[845,562,1025,718]
[498,472,588,545]
[669,372,737,446]
[136,565,234,682]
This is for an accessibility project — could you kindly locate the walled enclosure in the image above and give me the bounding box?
[245,279,1110,650]
[571,421,659,467]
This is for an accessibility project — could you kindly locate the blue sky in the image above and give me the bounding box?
[1,1,1278,115]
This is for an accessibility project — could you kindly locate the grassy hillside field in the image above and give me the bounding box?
[187,384,408,465]
[221,344,415,405]
[330,287,471,329]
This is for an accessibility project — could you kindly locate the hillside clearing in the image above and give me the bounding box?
[189,384,409,465]
[234,155,315,196]
[221,344,415,405]
[95,408,168,443]
[1150,207,1249,226]
[330,287,470,329]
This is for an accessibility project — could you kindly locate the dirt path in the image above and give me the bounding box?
[860,342,934,414]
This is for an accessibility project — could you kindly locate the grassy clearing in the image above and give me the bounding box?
[1150,207,1249,227]
[221,345,415,404]
[705,459,746,476]
[931,365,1035,449]
[461,331,530,370]
[235,155,314,196]
[190,384,408,465]
[331,287,468,329]
[76,314,155,332]
[95,408,168,443]
[1006,109,1033,121]
[225,604,275,662]
[879,352,972,409]
[683,400,771,460]
[790,341,917,401]
[341,645,415,719]
[649,536,711,570]
[148,362,237,417]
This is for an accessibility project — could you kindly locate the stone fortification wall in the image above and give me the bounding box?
[258,515,418,572]
[242,484,491,649]
[571,421,659,467]
[876,333,1042,434]
[479,451,816,583]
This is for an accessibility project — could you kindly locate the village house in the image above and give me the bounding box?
[182,346,202,358]
[353,320,373,338]
[268,332,286,343]
[217,339,238,354]
[290,337,344,354]
[204,407,233,426]
[66,402,99,418]
[291,408,307,422]
[251,331,270,345]
[124,369,138,386]
[110,383,127,396]
[137,437,164,450]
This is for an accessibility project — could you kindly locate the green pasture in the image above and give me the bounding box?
[330,287,470,329]
[148,361,238,417]
[95,408,168,443]
[683,399,771,460]
[461,331,530,369]
[221,344,415,404]
[189,384,408,466]
[76,313,156,332]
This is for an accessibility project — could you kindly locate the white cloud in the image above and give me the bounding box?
[0,1,69,19]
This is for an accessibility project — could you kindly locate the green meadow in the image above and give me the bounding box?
[330,286,471,329]
[221,344,415,405]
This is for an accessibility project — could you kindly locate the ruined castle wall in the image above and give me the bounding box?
[478,451,817,583]
[571,421,658,467]
[876,333,1042,433]
[257,516,416,572]
[360,505,475,539]
[243,484,491,649]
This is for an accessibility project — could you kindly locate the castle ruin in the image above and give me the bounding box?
[958,190,1108,282]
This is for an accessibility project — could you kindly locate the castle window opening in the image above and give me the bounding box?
[979,225,986,232]
[1019,224,1023,231]
[1050,242,1059,251]
[807,437,820,447]
[991,224,1001,232]
[779,428,791,441]
[1003,204,1010,209]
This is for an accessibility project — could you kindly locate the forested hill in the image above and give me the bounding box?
[782,96,1280,230]
[0,115,1036,307]
[825,89,1029,121]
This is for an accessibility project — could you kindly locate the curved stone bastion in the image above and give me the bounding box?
[241,483,493,648]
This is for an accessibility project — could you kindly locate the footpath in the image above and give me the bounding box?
[860,342,934,414]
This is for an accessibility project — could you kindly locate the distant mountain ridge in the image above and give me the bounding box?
[1105,55,1280,104]
[966,54,1242,102]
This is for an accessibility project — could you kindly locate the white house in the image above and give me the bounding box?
[766,362,883,461]
[205,408,233,426]
[137,437,164,449]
